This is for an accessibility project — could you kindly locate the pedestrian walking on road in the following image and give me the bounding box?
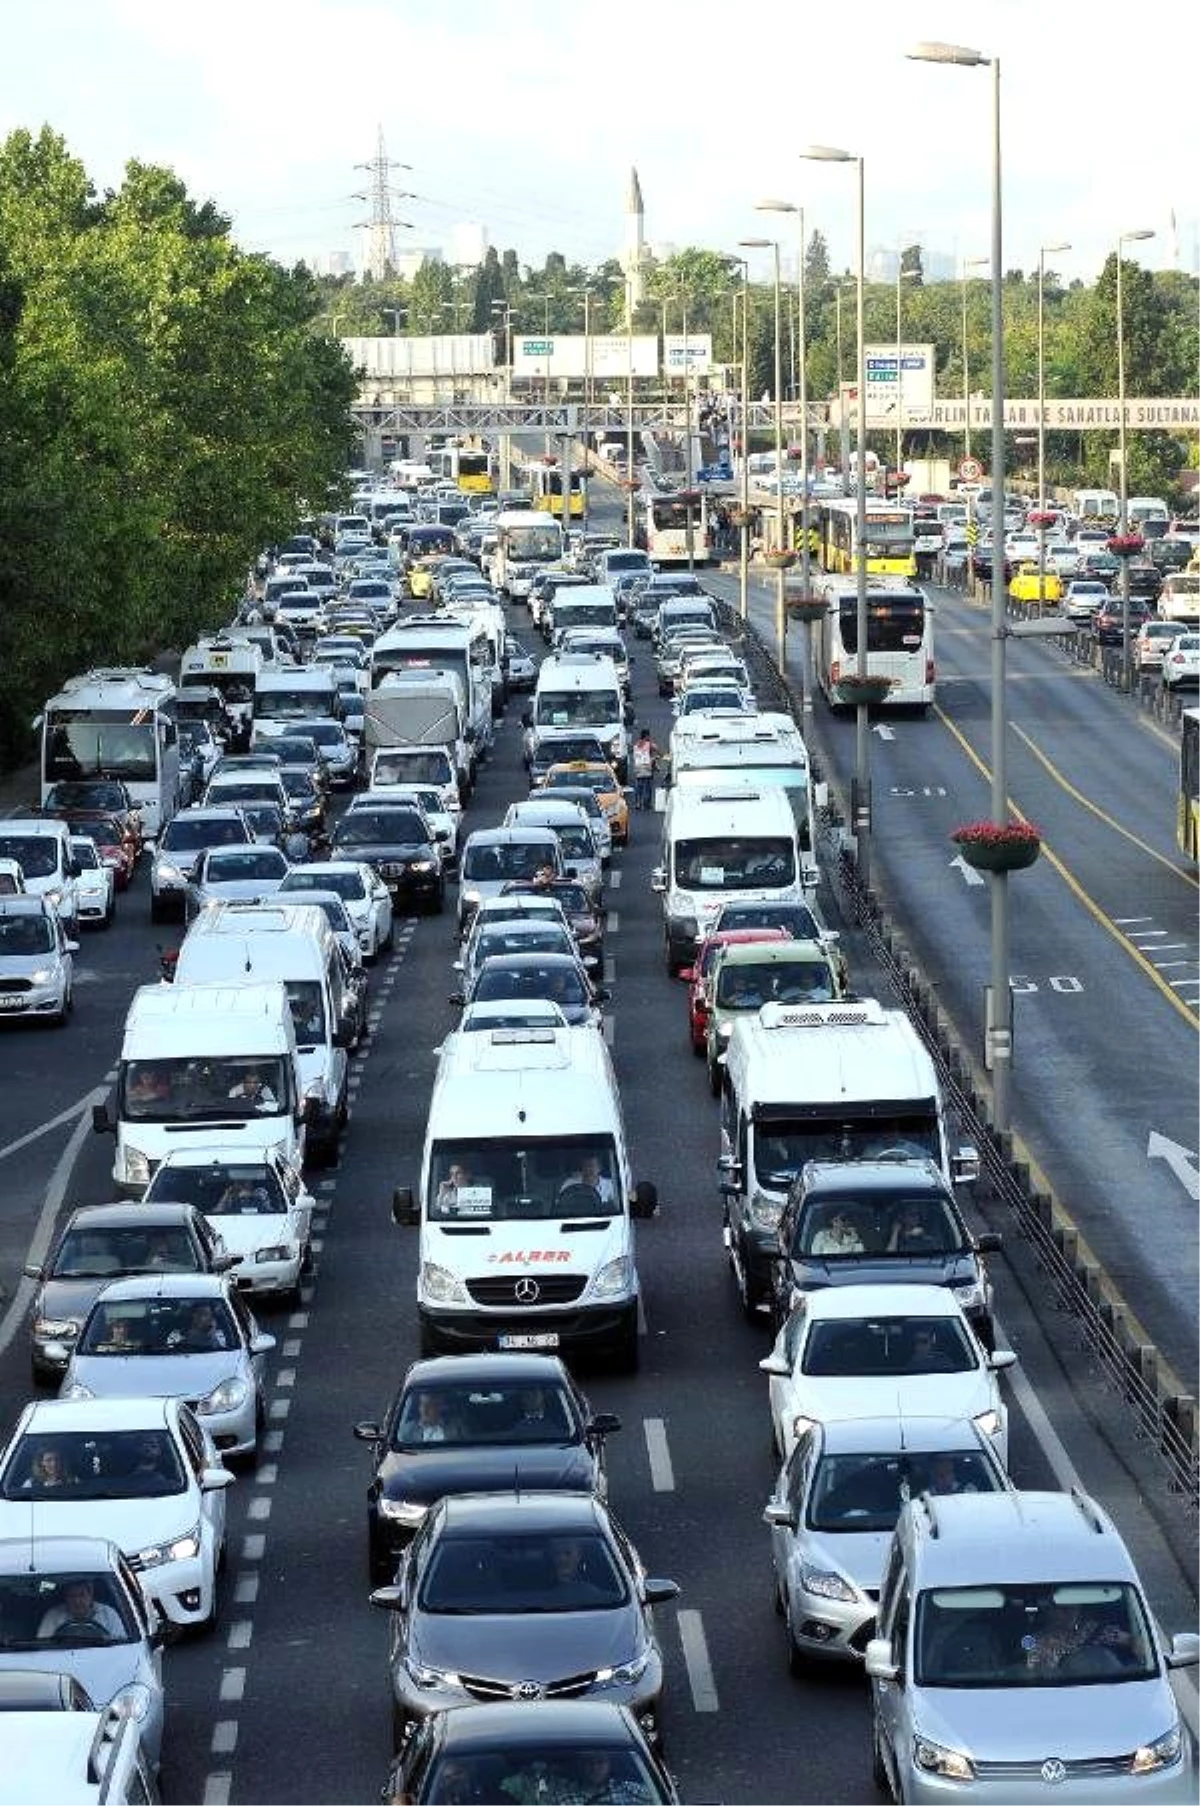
[631,727,659,812]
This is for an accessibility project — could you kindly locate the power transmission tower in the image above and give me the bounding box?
[354,126,413,280]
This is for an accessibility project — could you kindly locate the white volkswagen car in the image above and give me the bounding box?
[759,1284,1015,1465]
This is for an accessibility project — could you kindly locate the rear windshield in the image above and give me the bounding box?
[463,842,556,881]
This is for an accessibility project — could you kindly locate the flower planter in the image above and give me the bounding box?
[763,550,797,570]
[1107,534,1144,559]
[834,675,894,707]
[786,596,828,623]
[952,829,1042,873]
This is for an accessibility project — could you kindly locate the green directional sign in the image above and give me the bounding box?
[522,339,552,358]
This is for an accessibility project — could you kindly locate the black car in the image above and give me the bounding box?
[457,951,606,1027]
[769,1159,1000,1347]
[370,1490,678,1753]
[1091,597,1153,646]
[353,1353,620,1583]
[1126,559,1163,603]
[24,1200,236,1384]
[383,1700,680,1806]
[330,807,444,914]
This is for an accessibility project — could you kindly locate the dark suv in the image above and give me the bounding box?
[770,1159,1000,1348]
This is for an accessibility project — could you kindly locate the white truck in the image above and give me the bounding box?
[903,457,954,499]
[363,668,472,801]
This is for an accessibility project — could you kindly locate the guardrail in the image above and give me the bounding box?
[716,594,1200,1511]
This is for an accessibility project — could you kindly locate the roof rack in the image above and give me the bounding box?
[1069,1486,1108,1535]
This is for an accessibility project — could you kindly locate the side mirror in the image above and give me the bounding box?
[642,1578,680,1607]
[1166,1632,1200,1670]
[593,986,612,1004]
[975,1231,1003,1253]
[677,967,695,983]
[650,867,666,894]
[448,991,464,1007]
[213,1252,243,1273]
[22,1261,44,1281]
[952,1145,981,1184]
[813,780,829,810]
[369,1584,406,1613]
[201,1466,236,1491]
[763,1500,797,1531]
[92,1102,114,1135]
[250,1333,277,1357]
[988,1349,1018,1372]
[631,1180,658,1220]
[353,1420,384,1443]
[864,1636,899,1683]
[587,1412,622,1438]
[41,1341,69,1365]
[392,1186,419,1227]
[759,1353,789,1377]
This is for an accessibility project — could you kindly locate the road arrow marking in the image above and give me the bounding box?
[950,855,986,888]
[871,722,896,740]
[1147,1131,1200,1201]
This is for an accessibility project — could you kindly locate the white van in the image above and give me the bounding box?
[1158,569,1200,624]
[653,784,805,972]
[669,712,823,885]
[391,1023,658,1370]
[0,818,80,935]
[252,668,339,736]
[171,902,354,1165]
[532,653,629,780]
[718,998,979,1317]
[94,981,307,1194]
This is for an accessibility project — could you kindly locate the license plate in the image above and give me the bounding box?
[498,1333,559,1350]
[0,996,27,1010]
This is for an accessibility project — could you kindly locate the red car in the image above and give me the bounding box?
[56,811,140,889]
[677,928,790,1055]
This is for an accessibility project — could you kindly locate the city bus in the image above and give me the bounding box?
[427,441,495,496]
[525,457,585,520]
[817,497,916,579]
[813,577,936,713]
[636,490,714,566]
[39,666,182,836]
[1179,708,1200,863]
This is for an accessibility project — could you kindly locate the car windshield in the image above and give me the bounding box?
[0,1569,142,1648]
[161,817,246,852]
[795,1191,965,1259]
[119,1056,289,1121]
[915,1582,1157,1688]
[807,1449,1004,1532]
[675,837,796,890]
[474,962,586,1012]
[70,841,101,870]
[203,850,288,882]
[52,1223,201,1277]
[715,958,834,1008]
[2,1428,187,1504]
[427,1136,619,1222]
[752,1116,941,1188]
[77,1296,238,1359]
[148,1162,288,1216]
[373,752,453,786]
[713,902,820,938]
[282,869,365,903]
[419,1532,627,1614]
[0,915,54,955]
[464,843,556,882]
[0,839,57,878]
[391,1381,580,1451]
[337,812,424,846]
[475,928,573,964]
[801,1315,976,1377]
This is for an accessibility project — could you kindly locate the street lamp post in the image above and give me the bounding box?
[741,237,786,668]
[835,281,852,494]
[490,302,514,491]
[726,255,752,620]
[625,316,637,547]
[909,40,1012,1130]
[569,287,594,531]
[1117,229,1155,690]
[1036,241,1071,599]
[960,256,988,461]
[894,263,919,491]
[801,146,870,885]
[758,199,813,710]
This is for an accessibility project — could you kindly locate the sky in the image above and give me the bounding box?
[1,0,1197,291]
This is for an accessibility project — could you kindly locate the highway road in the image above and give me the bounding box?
[0,495,1194,1803]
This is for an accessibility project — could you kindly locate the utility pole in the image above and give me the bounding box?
[353,126,414,280]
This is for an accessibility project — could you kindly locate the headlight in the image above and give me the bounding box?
[589,1257,633,1300]
[597,1646,651,1686]
[29,967,55,985]
[953,1280,985,1311]
[378,1497,429,1526]
[749,1191,784,1233]
[1130,1725,1183,1774]
[45,888,63,907]
[109,1682,151,1722]
[156,862,182,882]
[913,1736,974,1782]
[254,1245,292,1264]
[718,1022,734,1042]
[799,1562,858,1603]
[122,1147,151,1186]
[973,1408,1002,1439]
[136,1524,200,1568]
[62,1381,95,1400]
[462,887,482,908]
[410,860,436,873]
[403,1655,460,1690]
[34,1318,80,1339]
[197,1376,249,1414]
[420,1261,469,1306]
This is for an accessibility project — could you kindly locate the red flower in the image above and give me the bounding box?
[951,819,1042,848]
[1106,533,1144,558]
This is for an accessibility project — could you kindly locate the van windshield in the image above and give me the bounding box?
[374,751,454,786]
[119,1056,289,1121]
[752,1114,942,1188]
[427,1136,621,1222]
[675,836,795,890]
[535,689,620,728]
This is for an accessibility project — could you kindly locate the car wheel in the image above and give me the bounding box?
[610,1314,640,1375]
[149,893,165,924]
[772,1574,785,1618]
[690,1025,705,1057]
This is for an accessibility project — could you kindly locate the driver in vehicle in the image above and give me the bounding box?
[37,1578,124,1642]
[558,1154,616,1206]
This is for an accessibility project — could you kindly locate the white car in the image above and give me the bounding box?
[0,1395,233,1634]
[1161,633,1200,691]
[68,837,115,928]
[278,860,394,961]
[0,898,77,1025]
[759,1284,1015,1464]
[1062,578,1109,623]
[143,1147,315,1304]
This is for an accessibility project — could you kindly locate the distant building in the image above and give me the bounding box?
[393,246,444,281]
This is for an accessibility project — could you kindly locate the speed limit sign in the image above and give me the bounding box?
[959,456,982,481]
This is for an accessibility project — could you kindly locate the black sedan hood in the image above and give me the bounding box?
[378,1441,596,1506]
[331,839,433,863]
[789,1252,974,1291]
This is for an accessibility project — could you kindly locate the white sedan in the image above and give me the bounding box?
[279,860,395,961]
[69,836,115,928]
[759,1283,1015,1465]
[143,1148,314,1304]
[1161,633,1200,692]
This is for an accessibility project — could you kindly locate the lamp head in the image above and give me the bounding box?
[1118,229,1155,245]
[738,237,774,250]
[755,198,798,215]
[1040,241,1072,255]
[799,145,855,164]
[908,40,988,66]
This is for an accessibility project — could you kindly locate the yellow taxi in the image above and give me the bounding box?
[408,554,453,601]
[543,761,629,844]
[1008,561,1063,605]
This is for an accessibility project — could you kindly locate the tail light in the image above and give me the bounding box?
[925,659,936,685]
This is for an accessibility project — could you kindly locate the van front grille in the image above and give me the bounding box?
[466,1275,587,1307]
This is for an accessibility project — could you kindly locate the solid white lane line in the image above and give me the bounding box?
[0,1086,107,1166]
[677,1609,719,1711]
[643,1419,675,1492]
[0,1095,108,1357]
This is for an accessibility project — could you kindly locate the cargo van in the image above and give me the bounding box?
[253,667,340,736]
[653,784,806,973]
[171,901,354,1164]
[532,653,629,781]
[94,981,307,1194]
[391,1022,658,1369]
[668,712,823,884]
[717,998,979,1318]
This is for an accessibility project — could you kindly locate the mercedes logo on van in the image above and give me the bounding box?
[514,1277,540,1303]
[1040,1759,1067,1785]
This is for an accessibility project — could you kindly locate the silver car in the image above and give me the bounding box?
[184,844,291,920]
[60,1274,275,1461]
[0,897,77,1025]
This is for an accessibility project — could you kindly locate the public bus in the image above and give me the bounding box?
[39,666,182,836]
[525,457,585,520]
[636,490,715,566]
[813,577,936,713]
[1179,708,1200,863]
[427,442,495,496]
[817,497,916,579]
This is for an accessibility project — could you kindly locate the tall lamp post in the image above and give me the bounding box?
[569,286,594,531]
[758,199,813,710]
[1116,229,1155,690]
[801,145,870,885]
[960,256,988,460]
[1035,241,1071,598]
[490,302,515,491]
[834,281,853,493]
[908,40,1012,1130]
[725,255,752,619]
[894,263,919,491]
[740,237,786,668]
